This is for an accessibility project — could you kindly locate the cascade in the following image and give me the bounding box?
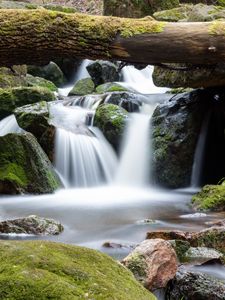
[0,115,21,136]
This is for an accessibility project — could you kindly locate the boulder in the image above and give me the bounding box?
[26,74,57,92]
[96,82,130,94]
[0,132,61,194]
[122,239,178,291]
[104,92,141,112]
[0,215,63,235]
[14,101,55,161]
[27,62,66,87]
[94,104,128,151]
[0,240,155,299]
[192,184,225,211]
[167,266,225,299]
[0,86,55,119]
[0,66,27,88]
[68,78,95,96]
[87,60,119,86]
[152,89,208,188]
[183,247,224,264]
[104,0,179,18]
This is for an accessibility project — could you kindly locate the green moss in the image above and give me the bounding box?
[209,20,225,35]
[0,240,155,299]
[192,184,225,211]
[0,163,28,187]
[124,252,147,284]
[96,83,129,94]
[153,5,192,22]
[26,74,57,92]
[69,78,95,96]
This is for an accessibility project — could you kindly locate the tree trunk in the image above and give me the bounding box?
[0,9,225,66]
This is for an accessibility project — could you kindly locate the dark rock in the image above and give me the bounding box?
[0,215,63,235]
[0,132,61,194]
[167,266,225,299]
[104,92,141,112]
[87,60,119,86]
[102,242,134,249]
[25,74,57,92]
[93,103,128,151]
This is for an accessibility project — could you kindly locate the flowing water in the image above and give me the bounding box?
[0,63,224,299]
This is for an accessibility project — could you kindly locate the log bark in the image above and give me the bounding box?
[0,9,225,66]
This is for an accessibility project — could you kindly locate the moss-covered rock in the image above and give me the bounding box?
[104,0,179,18]
[152,89,209,188]
[153,4,193,21]
[96,83,130,94]
[0,240,155,299]
[26,74,57,92]
[28,62,66,87]
[69,78,95,96]
[0,132,60,194]
[0,86,55,119]
[94,104,128,151]
[0,66,27,88]
[192,184,225,211]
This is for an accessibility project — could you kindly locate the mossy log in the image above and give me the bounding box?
[1,9,225,65]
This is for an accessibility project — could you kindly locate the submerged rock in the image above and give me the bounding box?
[0,240,155,299]
[0,215,63,235]
[28,62,66,87]
[122,239,178,291]
[87,60,119,86]
[167,266,225,300]
[68,78,95,96]
[152,89,209,188]
[0,132,61,194]
[0,86,55,119]
[192,184,225,212]
[94,103,128,151]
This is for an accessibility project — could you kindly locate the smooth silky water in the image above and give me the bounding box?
[0,64,224,298]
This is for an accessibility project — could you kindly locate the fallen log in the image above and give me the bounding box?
[0,9,225,66]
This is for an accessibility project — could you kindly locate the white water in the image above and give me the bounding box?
[191,111,211,187]
[122,65,169,94]
[0,115,21,136]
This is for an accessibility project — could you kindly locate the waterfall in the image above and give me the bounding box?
[0,115,21,136]
[121,65,169,94]
[54,128,117,188]
[190,111,211,187]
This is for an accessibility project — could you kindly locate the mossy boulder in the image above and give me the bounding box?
[0,132,61,194]
[87,60,119,87]
[153,4,193,21]
[94,104,128,151]
[192,184,225,211]
[0,86,55,119]
[68,78,95,96]
[14,101,55,161]
[104,0,179,18]
[28,62,66,87]
[26,74,57,92]
[104,92,141,112]
[0,240,155,299]
[152,89,209,188]
[0,66,27,88]
[96,83,130,94]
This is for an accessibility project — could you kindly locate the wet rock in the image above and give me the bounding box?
[167,266,225,300]
[0,132,61,194]
[0,66,27,88]
[146,230,190,241]
[26,74,57,92]
[192,184,225,212]
[87,60,119,86]
[122,239,178,291]
[0,240,155,299]
[0,215,63,235]
[96,82,130,94]
[68,78,95,96]
[27,62,66,87]
[206,219,225,227]
[169,240,191,262]
[104,0,179,17]
[0,86,55,120]
[94,103,128,151]
[102,242,134,249]
[152,89,209,188]
[184,247,224,264]
[136,219,157,225]
[104,92,141,112]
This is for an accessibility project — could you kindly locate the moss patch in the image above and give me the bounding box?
[0,240,155,299]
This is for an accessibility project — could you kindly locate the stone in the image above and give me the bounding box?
[167,266,225,300]
[146,230,190,241]
[94,103,128,151]
[0,132,61,194]
[0,86,55,119]
[152,89,209,188]
[184,247,224,264]
[96,82,130,94]
[104,92,141,112]
[68,78,95,96]
[0,215,63,235]
[87,60,119,86]
[0,240,155,299]
[102,242,134,249]
[0,66,27,88]
[104,0,179,18]
[122,239,178,291]
[27,62,66,87]
[26,74,57,92]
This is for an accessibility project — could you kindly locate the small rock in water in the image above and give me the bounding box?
[205,219,225,227]
[180,213,207,218]
[0,215,64,235]
[136,219,157,225]
[102,242,135,249]
[184,247,224,264]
